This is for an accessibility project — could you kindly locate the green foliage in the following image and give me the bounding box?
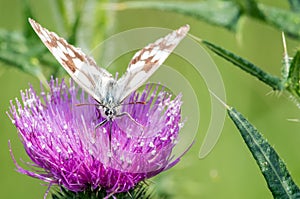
[116,1,241,31]
[52,0,93,45]
[287,51,300,99]
[193,1,300,197]
[0,29,47,84]
[201,40,283,91]
[116,0,300,38]
[288,0,300,12]
[0,0,110,87]
[202,27,300,197]
[52,183,152,199]
[259,4,300,39]
[228,107,300,199]
[199,37,300,109]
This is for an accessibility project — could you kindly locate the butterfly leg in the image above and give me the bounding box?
[117,112,145,134]
[118,112,143,127]
[94,119,113,156]
[108,120,112,155]
[95,118,108,129]
[94,119,107,138]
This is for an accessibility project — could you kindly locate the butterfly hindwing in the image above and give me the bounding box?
[28,18,113,102]
[116,25,190,102]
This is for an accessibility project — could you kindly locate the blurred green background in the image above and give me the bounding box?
[1,0,300,198]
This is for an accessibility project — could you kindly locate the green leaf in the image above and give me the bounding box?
[118,1,242,31]
[201,40,283,90]
[20,0,37,38]
[50,0,85,44]
[0,0,91,84]
[258,4,300,39]
[288,0,300,12]
[0,30,43,76]
[0,28,58,87]
[52,183,152,199]
[65,0,85,45]
[287,51,300,97]
[241,0,265,19]
[54,0,69,28]
[228,107,300,199]
[114,1,300,39]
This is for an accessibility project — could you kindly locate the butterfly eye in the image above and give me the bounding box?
[105,108,115,117]
[104,108,109,116]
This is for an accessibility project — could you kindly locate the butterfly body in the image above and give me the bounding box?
[28,18,190,140]
[98,84,119,121]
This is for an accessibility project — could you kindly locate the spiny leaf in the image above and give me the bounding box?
[287,51,300,97]
[0,29,55,87]
[258,4,300,39]
[0,0,89,84]
[228,107,300,199]
[201,40,283,90]
[118,1,242,31]
[288,0,300,12]
[0,30,43,75]
[115,1,300,39]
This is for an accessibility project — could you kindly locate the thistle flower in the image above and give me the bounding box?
[8,78,185,197]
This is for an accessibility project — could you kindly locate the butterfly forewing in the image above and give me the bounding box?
[116,24,190,102]
[28,18,113,103]
[29,18,190,135]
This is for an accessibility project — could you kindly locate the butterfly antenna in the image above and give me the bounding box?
[121,101,147,106]
[75,103,98,107]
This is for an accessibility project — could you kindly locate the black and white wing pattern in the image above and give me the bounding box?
[28,18,113,103]
[115,24,190,102]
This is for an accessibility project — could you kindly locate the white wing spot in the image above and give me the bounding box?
[151,51,168,64]
[40,29,51,42]
[39,34,49,43]
[73,58,83,69]
[66,47,76,57]
[52,46,67,60]
[141,50,150,60]
[167,33,176,43]
[149,48,159,57]
[130,60,145,71]
[166,36,180,46]
[57,41,67,53]
[128,71,147,88]
[154,38,163,45]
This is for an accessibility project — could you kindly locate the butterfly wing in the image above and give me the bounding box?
[29,18,113,103]
[115,25,190,102]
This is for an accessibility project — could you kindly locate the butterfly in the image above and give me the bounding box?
[29,18,189,147]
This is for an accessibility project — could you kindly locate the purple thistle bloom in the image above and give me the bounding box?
[8,78,186,196]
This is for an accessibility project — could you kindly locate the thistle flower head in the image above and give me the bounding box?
[8,78,185,195]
